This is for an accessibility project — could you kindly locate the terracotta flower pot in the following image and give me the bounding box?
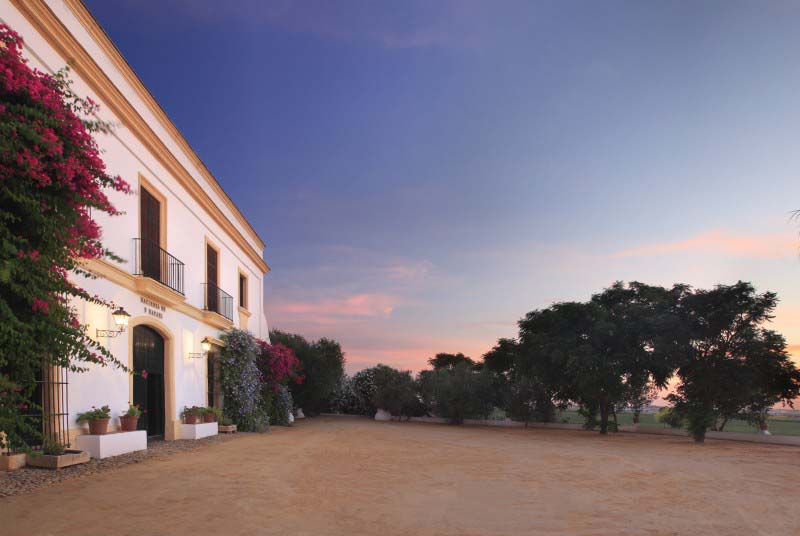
[88,417,110,435]
[119,415,139,432]
[203,412,216,423]
[760,423,769,431]
[184,414,199,425]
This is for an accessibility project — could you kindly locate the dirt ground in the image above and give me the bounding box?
[3,417,799,536]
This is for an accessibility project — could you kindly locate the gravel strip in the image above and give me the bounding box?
[0,432,249,499]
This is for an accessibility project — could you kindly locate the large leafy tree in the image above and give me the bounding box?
[0,25,129,450]
[518,282,681,434]
[371,364,421,419]
[269,330,345,415]
[483,338,555,425]
[418,361,494,424]
[667,282,800,442]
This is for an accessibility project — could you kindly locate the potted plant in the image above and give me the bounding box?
[77,405,111,435]
[120,402,142,432]
[204,406,222,423]
[182,405,204,425]
[218,415,237,434]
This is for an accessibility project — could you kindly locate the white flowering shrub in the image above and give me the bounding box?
[219,329,268,431]
[270,385,294,426]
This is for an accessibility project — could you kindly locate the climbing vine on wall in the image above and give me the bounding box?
[0,25,129,450]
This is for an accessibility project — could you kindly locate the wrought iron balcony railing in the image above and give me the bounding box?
[203,282,234,321]
[133,238,185,295]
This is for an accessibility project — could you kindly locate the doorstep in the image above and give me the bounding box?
[75,430,147,459]
[180,422,218,440]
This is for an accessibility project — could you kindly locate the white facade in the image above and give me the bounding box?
[1,1,271,440]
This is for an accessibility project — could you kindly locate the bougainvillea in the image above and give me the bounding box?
[0,25,129,450]
[219,329,268,432]
[256,341,303,391]
[255,341,302,426]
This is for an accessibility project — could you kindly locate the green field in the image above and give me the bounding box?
[555,411,800,436]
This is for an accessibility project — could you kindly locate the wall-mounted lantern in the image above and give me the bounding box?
[189,337,213,359]
[96,307,130,338]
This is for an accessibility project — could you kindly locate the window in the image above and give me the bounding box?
[239,272,247,309]
[206,243,219,313]
[140,186,161,280]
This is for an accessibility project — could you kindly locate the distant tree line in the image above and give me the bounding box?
[327,281,800,443]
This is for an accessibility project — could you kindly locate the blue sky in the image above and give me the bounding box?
[84,0,800,371]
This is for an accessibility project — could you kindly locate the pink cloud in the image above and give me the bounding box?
[612,230,796,259]
[270,293,396,326]
[342,336,493,374]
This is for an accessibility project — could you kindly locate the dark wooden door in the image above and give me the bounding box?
[206,245,218,312]
[132,325,165,438]
[207,348,220,408]
[140,187,161,280]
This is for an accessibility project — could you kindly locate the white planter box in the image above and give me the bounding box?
[180,422,218,440]
[76,431,147,459]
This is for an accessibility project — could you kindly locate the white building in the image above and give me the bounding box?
[2,0,270,441]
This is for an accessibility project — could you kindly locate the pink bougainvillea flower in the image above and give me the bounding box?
[31,297,49,314]
[141,369,149,379]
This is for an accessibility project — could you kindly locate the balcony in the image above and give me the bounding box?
[132,238,186,305]
[203,282,234,326]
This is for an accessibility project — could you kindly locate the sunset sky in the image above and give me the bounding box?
[85,0,800,373]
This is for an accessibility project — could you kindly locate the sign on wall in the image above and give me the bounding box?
[141,296,166,319]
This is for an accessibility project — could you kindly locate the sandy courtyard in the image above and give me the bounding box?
[2,416,799,535]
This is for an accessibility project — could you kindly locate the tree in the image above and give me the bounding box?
[418,361,494,424]
[350,367,378,416]
[269,330,345,415]
[586,282,684,432]
[428,352,475,371]
[621,375,658,425]
[517,282,681,434]
[371,365,421,419]
[0,26,130,450]
[738,330,800,429]
[326,375,362,415]
[667,282,800,442]
[484,338,554,425]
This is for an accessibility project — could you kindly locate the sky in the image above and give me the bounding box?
[83,0,800,374]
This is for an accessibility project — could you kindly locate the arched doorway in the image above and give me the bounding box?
[133,325,165,438]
